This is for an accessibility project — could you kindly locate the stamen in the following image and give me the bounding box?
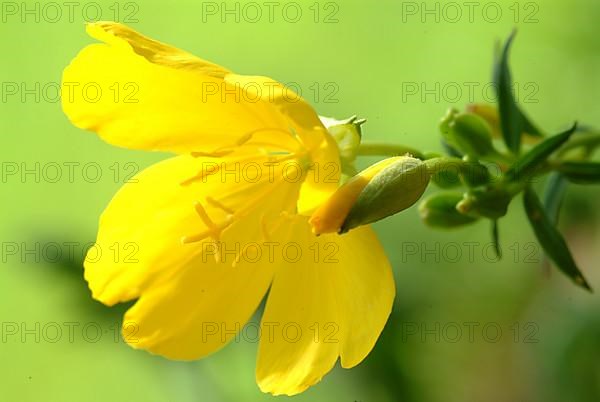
[206,196,235,215]
[181,230,212,244]
[236,132,254,146]
[194,202,220,233]
[180,166,221,186]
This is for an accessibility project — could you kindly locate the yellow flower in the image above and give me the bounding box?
[62,22,394,396]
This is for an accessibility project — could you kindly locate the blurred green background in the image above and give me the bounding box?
[2,0,600,401]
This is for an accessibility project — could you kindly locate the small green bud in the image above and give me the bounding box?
[340,157,430,233]
[440,108,460,134]
[459,156,491,187]
[440,112,497,157]
[456,187,511,219]
[466,103,501,138]
[419,192,479,228]
[432,167,462,188]
[320,115,363,163]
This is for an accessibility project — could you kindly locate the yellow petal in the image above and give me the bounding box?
[256,217,395,395]
[296,131,341,215]
[86,152,303,359]
[61,22,318,154]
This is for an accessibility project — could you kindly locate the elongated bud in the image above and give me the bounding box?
[456,187,511,219]
[419,192,479,228]
[440,111,496,157]
[338,156,430,233]
[309,156,404,235]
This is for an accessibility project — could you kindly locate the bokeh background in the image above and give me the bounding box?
[2,0,600,401]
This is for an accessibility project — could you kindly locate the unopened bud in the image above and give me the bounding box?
[339,156,430,233]
[466,103,501,138]
[440,110,496,157]
[419,192,479,228]
[459,156,491,187]
[456,187,511,219]
[309,156,404,235]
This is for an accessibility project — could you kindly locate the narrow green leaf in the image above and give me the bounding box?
[505,123,577,182]
[523,186,592,291]
[493,30,522,153]
[557,161,600,184]
[543,172,568,224]
[541,172,568,273]
[493,31,544,150]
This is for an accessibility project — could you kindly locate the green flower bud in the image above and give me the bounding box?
[456,187,511,219]
[340,156,430,233]
[459,156,491,187]
[466,103,501,138]
[440,107,460,136]
[432,167,462,188]
[440,111,497,157]
[419,192,479,228]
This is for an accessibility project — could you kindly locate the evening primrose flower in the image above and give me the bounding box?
[62,22,394,395]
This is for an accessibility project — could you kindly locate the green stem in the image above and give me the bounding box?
[357,142,425,159]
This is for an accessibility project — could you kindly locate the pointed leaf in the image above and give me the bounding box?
[493,30,522,153]
[557,161,600,184]
[523,186,592,291]
[505,123,577,182]
[543,172,568,224]
[493,31,544,151]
